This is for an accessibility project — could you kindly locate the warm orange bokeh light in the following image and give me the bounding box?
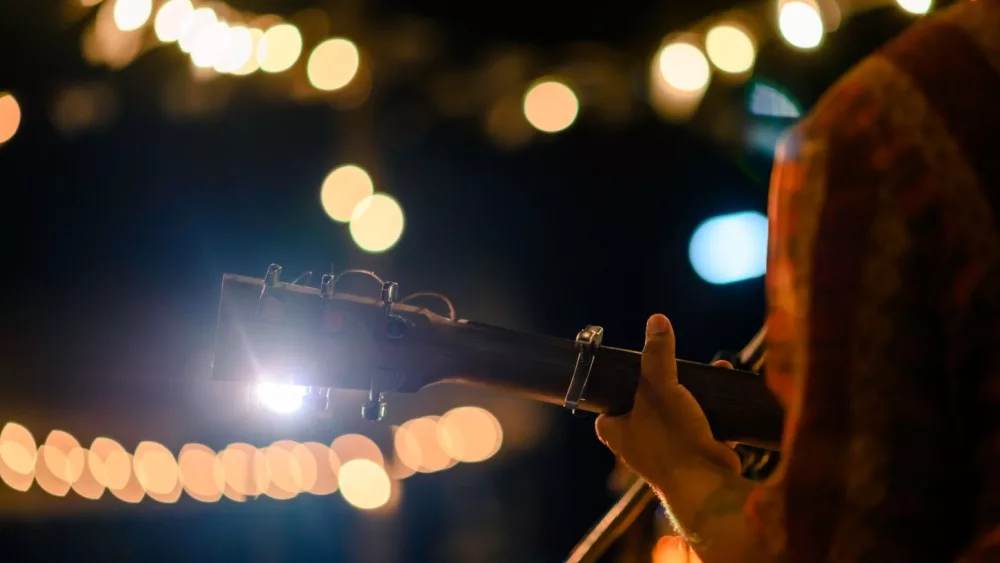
[349,194,405,253]
[262,440,303,499]
[307,38,360,91]
[331,434,384,467]
[339,459,391,510]
[404,416,454,473]
[653,536,704,563]
[523,80,579,133]
[0,422,35,492]
[320,164,374,223]
[302,441,340,495]
[257,23,302,73]
[219,442,269,497]
[438,406,503,463]
[0,93,22,144]
[178,443,225,502]
[390,424,421,479]
[133,441,180,500]
[0,422,36,474]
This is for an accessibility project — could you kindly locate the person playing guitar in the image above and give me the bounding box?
[595,1,1000,561]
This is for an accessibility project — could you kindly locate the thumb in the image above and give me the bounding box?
[642,314,677,386]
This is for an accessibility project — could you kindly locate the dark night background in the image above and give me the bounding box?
[0,0,927,561]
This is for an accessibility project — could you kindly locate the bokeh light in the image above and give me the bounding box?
[320,164,374,223]
[0,92,22,144]
[214,26,254,74]
[261,440,303,499]
[43,430,86,486]
[403,416,454,473]
[704,23,756,74]
[257,23,303,73]
[749,82,801,118]
[897,0,932,14]
[230,28,264,75]
[218,443,268,497]
[72,448,106,500]
[438,406,503,463]
[113,0,153,32]
[689,211,768,285]
[657,41,711,93]
[178,444,225,502]
[331,434,384,466]
[391,424,422,478]
[339,459,391,510]
[190,21,233,69]
[35,445,72,496]
[349,194,405,253]
[0,422,36,492]
[153,0,193,42]
[133,441,179,498]
[653,536,704,563]
[302,441,340,495]
[778,1,824,50]
[307,38,361,91]
[177,7,217,54]
[523,80,580,133]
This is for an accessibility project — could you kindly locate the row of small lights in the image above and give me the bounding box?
[0,0,932,255]
[0,405,502,511]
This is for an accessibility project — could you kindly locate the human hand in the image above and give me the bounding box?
[595,314,741,487]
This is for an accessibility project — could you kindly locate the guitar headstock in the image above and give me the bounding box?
[212,263,463,420]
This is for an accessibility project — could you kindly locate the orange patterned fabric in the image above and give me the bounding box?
[747,1,1000,561]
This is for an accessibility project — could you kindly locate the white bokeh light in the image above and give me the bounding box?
[689,212,768,285]
[778,1,824,50]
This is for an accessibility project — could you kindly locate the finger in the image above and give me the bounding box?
[712,359,734,370]
[594,414,620,450]
[642,314,677,386]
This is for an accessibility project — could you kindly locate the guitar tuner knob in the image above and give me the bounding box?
[361,394,386,421]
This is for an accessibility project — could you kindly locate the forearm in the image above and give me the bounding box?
[650,455,774,563]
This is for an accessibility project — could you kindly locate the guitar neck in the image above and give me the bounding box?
[410,320,785,450]
[211,273,785,450]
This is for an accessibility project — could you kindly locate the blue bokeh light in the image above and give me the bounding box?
[689,211,769,285]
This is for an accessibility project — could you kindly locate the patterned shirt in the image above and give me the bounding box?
[746,1,1000,561]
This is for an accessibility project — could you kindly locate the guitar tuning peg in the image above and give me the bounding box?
[361,394,386,421]
[264,263,282,287]
[320,273,334,298]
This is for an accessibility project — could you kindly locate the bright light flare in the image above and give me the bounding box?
[154,0,193,42]
[113,0,152,32]
[256,382,308,413]
[349,194,405,253]
[689,211,768,285]
[257,23,303,73]
[308,38,361,91]
[0,92,22,144]
[523,80,580,133]
[657,41,711,93]
[896,0,932,14]
[778,1,824,50]
[339,459,391,510]
[705,23,756,74]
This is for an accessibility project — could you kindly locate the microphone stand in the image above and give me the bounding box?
[563,325,770,563]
